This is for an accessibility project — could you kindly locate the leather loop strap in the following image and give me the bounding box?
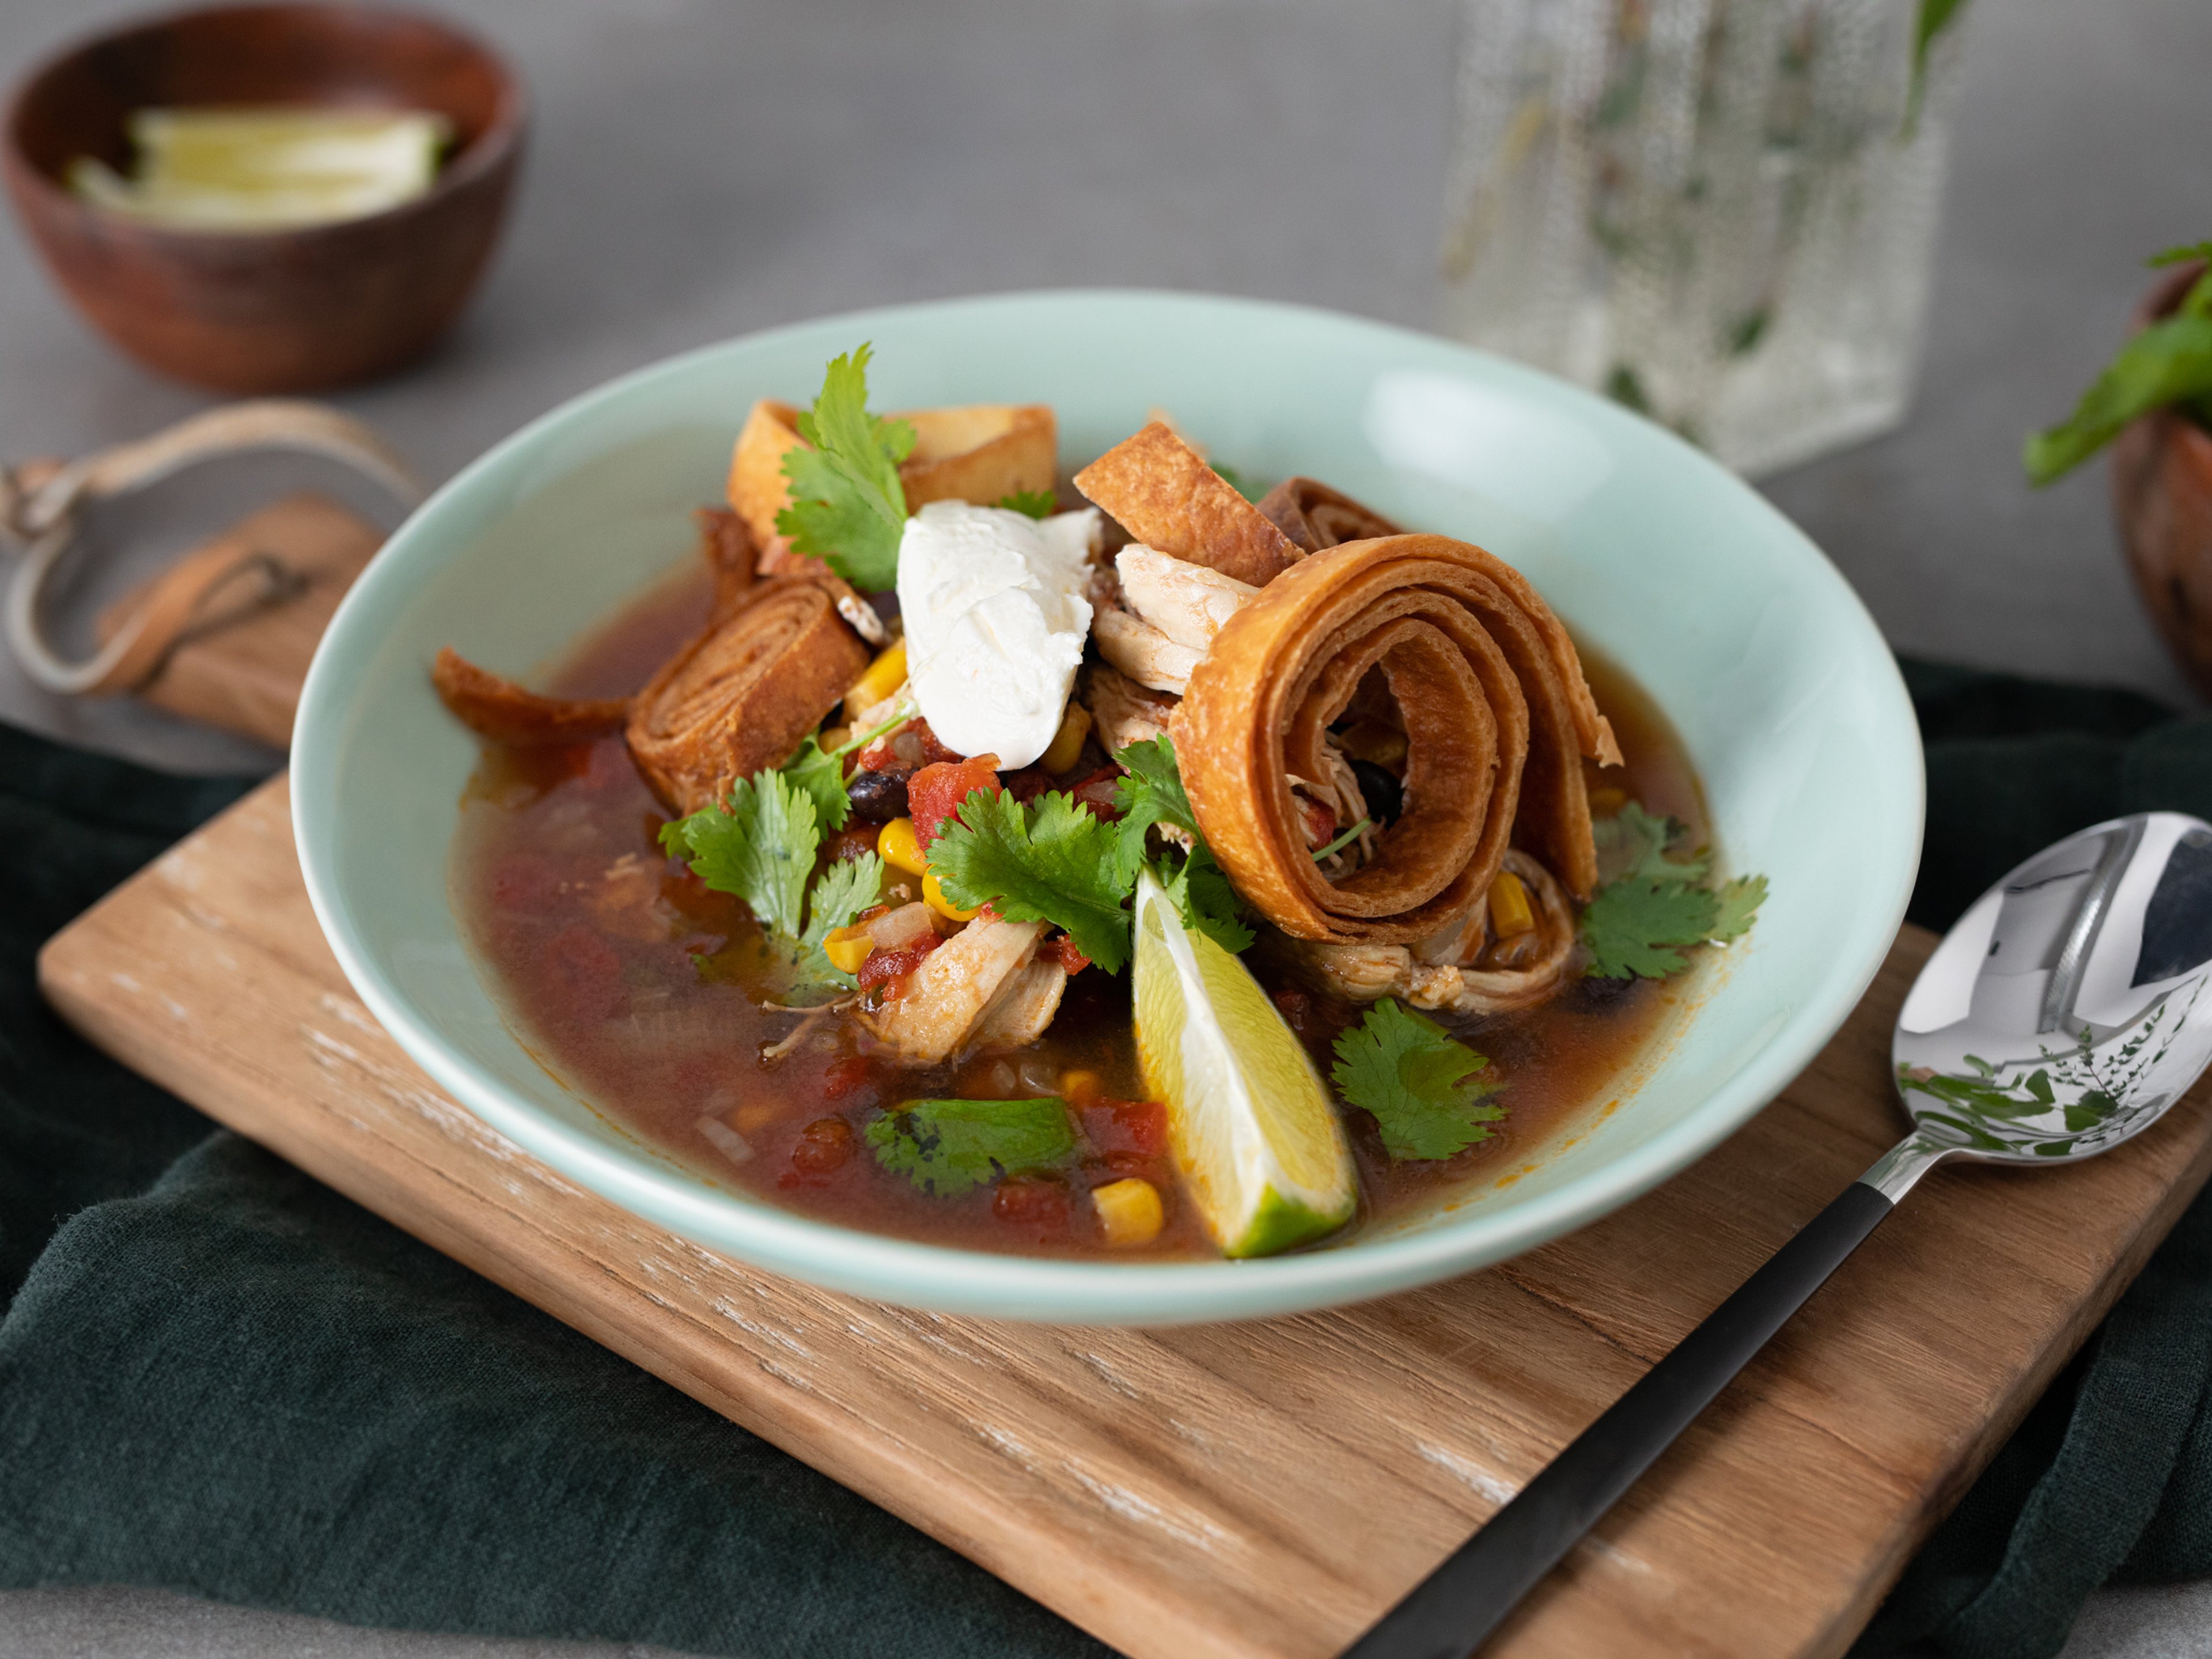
[2,401,422,696]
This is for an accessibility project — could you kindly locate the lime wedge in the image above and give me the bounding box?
[1131,869,1357,1256]
[70,108,449,232]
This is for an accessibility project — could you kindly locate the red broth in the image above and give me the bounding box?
[452,562,1707,1259]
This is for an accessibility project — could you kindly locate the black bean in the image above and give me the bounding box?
[845,768,910,823]
[1351,760,1402,826]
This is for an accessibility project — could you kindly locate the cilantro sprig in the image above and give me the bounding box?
[659,749,884,1000]
[928,789,1134,972]
[1331,999,1504,1161]
[997,490,1056,520]
[1111,735,1252,952]
[1580,802,1765,980]
[926,734,1252,971]
[781,707,909,832]
[777,344,915,589]
[865,1097,1078,1196]
[2025,242,2212,485]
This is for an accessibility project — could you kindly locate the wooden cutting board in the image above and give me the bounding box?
[37,779,2212,1659]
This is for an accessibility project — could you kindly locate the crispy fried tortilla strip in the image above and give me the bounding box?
[626,577,870,815]
[1256,477,1403,553]
[726,399,1057,571]
[431,647,630,747]
[1072,422,1303,588]
[696,506,758,625]
[1176,534,1620,945]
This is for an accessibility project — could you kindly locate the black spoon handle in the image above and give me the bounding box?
[1341,1179,1897,1659]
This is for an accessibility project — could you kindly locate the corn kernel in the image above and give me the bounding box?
[818,725,850,754]
[822,924,874,975]
[1040,702,1092,775]
[1488,869,1535,938]
[877,816,927,877]
[1588,785,1627,814]
[923,869,981,923]
[1058,1068,1101,1104]
[1092,1178,1164,1248]
[848,640,908,711]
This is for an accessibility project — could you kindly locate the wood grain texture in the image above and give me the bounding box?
[95,493,378,749]
[38,778,2212,1659]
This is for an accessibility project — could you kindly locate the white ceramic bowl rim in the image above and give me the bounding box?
[293,287,1923,1324]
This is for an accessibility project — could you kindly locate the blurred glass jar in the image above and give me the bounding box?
[1439,0,1970,477]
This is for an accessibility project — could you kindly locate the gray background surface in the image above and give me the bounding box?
[3,0,2210,1654]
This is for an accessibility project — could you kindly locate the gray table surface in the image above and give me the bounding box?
[3,0,2210,1655]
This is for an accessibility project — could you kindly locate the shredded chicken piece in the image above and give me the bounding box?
[968,959,1070,1050]
[1093,603,1202,694]
[1081,663,1179,756]
[1258,852,1575,1016]
[1292,740,1377,879]
[857,917,1046,1063]
[1113,544,1257,650]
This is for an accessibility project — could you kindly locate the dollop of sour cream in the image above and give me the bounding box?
[895,501,1100,769]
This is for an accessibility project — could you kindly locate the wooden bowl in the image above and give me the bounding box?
[3,3,524,393]
[2110,260,2212,698]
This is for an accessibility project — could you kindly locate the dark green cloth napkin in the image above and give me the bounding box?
[0,724,1108,1659]
[6,660,2212,1659]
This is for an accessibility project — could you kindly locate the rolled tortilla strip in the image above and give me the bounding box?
[726,399,1058,563]
[1255,477,1403,553]
[1176,533,1620,945]
[1072,422,1302,588]
[626,577,870,815]
[431,647,629,747]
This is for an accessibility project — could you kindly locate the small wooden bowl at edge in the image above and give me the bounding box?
[2,2,525,394]
[2111,260,2212,699]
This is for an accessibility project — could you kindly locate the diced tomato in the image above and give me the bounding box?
[856,935,941,990]
[1066,765,1123,819]
[1082,1098,1167,1159]
[790,1116,855,1175]
[913,720,963,766]
[1054,934,1092,976]
[1298,796,1337,850]
[908,758,1002,847]
[993,1175,1071,1229]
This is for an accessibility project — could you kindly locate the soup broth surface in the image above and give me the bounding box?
[453,562,1709,1258]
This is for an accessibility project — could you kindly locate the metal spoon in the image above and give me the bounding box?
[1343,811,2212,1659]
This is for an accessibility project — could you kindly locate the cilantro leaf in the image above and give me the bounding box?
[1580,878,1722,980]
[782,708,910,832]
[865,1097,1078,1196]
[930,787,1133,972]
[1710,874,1768,943]
[1111,734,1201,885]
[998,490,1056,520]
[1211,461,1263,501]
[1160,842,1254,954]
[783,851,885,993]
[1592,800,1708,885]
[779,735,850,832]
[1330,999,1504,1161]
[1112,734,1252,952]
[658,767,817,939]
[776,344,915,589]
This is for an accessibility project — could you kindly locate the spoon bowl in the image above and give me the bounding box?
[1875,813,2212,1190]
[1349,809,2212,1659]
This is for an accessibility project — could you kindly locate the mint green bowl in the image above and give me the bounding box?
[293,290,1921,1325]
